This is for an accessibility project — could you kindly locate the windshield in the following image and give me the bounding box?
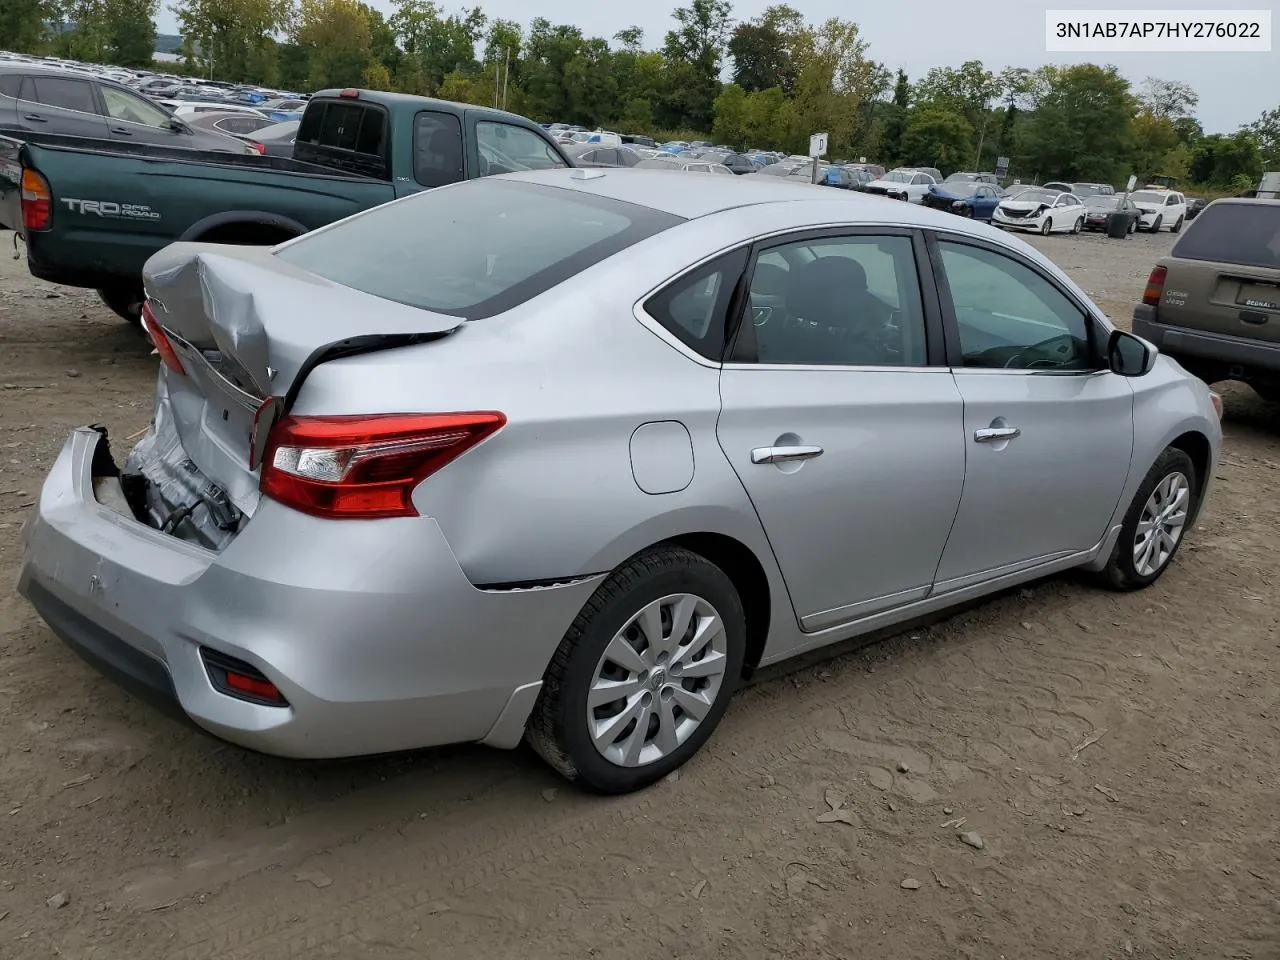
[943,182,982,197]
[1131,191,1165,204]
[1007,189,1056,204]
[1072,184,1104,197]
[945,173,979,183]
[275,180,682,320]
[883,171,913,183]
[1085,196,1120,209]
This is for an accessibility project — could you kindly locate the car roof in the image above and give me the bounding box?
[0,62,97,80]
[495,167,982,226]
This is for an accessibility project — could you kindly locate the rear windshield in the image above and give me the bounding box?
[274,179,683,320]
[1171,202,1280,270]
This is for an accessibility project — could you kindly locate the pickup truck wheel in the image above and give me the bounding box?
[97,286,144,325]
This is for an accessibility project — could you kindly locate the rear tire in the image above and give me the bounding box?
[526,545,746,793]
[97,285,144,325]
[1099,447,1197,591]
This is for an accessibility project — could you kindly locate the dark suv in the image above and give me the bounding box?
[1132,198,1280,401]
[0,65,249,152]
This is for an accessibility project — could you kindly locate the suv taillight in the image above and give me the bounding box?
[20,168,52,231]
[1142,265,1167,307]
[259,412,506,519]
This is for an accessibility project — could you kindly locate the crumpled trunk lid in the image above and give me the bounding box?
[135,242,463,525]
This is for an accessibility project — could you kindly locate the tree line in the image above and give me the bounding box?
[4,0,1278,188]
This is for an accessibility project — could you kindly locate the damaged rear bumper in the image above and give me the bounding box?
[18,427,604,758]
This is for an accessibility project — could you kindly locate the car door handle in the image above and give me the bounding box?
[109,126,133,135]
[751,445,824,465]
[974,427,1021,443]
[23,114,48,122]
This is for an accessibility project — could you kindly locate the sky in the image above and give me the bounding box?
[155,0,1275,133]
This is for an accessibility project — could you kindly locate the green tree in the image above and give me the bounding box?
[1248,106,1280,166]
[1139,77,1198,120]
[388,0,484,94]
[786,17,882,157]
[876,69,909,164]
[901,107,974,171]
[1190,132,1263,186]
[662,0,733,130]
[711,82,748,146]
[1021,64,1135,183]
[171,0,291,81]
[728,5,803,94]
[0,0,56,53]
[293,0,376,89]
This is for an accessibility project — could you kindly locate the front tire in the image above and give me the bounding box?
[1073,216,1084,234]
[526,545,746,793]
[1172,215,1184,233]
[1151,215,1163,233]
[1100,448,1197,591]
[1041,217,1053,235]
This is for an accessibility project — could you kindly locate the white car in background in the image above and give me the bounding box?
[1130,189,1188,233]
[992,188,1086,235]
[864,168,938,203]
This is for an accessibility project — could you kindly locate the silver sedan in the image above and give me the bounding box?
[19,169,1222,793]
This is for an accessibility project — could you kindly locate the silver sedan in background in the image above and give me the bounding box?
[19,169,1222,793]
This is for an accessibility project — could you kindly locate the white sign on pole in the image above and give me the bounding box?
[1126,174,1138,192]
[809,132,828,158]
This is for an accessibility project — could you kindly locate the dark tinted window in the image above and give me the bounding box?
[33,77,97,113]
[1171,202,1280,269]
[739,235,927,366]
[413,110,463,188]
[275,179,683,320]
[644,249,749,360]
[0,74,20,98]
[295,100,388,178]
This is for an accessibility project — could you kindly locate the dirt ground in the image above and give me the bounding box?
[1,227,1278,960]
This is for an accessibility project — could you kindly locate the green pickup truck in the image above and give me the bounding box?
[0,88,571,321]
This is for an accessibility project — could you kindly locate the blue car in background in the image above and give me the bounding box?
[921,180,1007,220]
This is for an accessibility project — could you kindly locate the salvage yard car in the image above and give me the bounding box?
[19,171,1222,794]
[992,187,1087,235]
[0,87,569,323]
[1130,188,1188,233]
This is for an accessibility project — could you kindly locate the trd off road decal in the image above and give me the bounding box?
[60,198,161,220]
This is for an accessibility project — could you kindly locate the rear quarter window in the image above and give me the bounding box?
[1171,203,1280,270]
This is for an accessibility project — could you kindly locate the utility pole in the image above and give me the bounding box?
[502,47,510,110]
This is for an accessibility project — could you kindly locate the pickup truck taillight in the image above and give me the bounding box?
[1142,265,1167,307]
[259,412,506,519]
[20,169,52,231]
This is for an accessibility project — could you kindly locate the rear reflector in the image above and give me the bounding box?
[1142,265,1167,307]
[260,412,506,519]
[20,168,52,231]
[200,647,289,707]
[140,302,186,375]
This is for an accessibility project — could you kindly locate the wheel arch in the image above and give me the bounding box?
[1168,429,1213,521]
[179,210,309,246]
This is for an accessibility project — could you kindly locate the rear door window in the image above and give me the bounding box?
[0,75,20,98]
[1172,203,1280,270]
[413,110,464,188]
[32,77,98,114]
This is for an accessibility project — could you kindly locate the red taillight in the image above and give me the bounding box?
[139,301,186,375]
[250,141,265,154]
[20,168,52,231]
[338,88,359,98]
[259,412,506,519]
[1142,265,1167,307]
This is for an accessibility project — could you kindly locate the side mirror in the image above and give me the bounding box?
[1107,329,1156,377]
[169,117,188,133]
